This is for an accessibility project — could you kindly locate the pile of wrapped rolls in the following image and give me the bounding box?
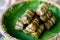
[15,3,56,39]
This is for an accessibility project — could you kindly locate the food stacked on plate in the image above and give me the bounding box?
[15,3,56,39]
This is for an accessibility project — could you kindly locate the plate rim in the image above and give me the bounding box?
[0,0,60,40]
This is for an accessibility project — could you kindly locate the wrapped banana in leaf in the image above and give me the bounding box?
[15,20,24,30]
[23,16,40,34]
[36,3,49,16]
[20,9,35,24]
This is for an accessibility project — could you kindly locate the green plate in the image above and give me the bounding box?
[2,0,60,40]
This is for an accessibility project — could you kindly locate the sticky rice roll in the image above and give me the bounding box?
[20,9,35,24]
